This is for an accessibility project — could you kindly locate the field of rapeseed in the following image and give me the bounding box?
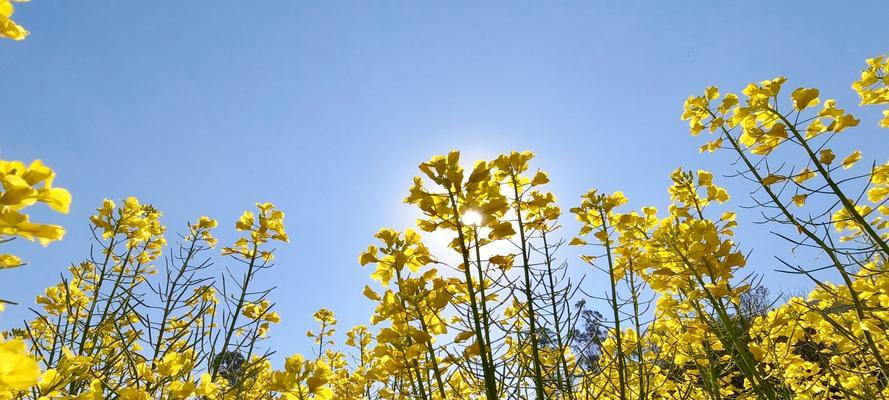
[2,3,889,399]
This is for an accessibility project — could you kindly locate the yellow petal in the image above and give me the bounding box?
[761,174,786,186]
[819,149,836,165]
[39,187,72,214]
[841,150,862,169]
[791,87,820,110]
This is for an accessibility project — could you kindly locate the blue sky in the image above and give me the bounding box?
[2,1,887,358]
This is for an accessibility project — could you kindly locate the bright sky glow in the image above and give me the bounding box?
[462,210,483,227]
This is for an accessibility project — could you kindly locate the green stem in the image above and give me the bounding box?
[510,175,546,400]
[445,189,498,400]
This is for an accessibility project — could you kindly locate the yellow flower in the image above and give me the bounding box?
[0,0,28,41]
[194,373,219,399]
[0,160,71,263]
[88,197,166,261]
[852,55,889,109]
[819,149,836,165]
[37,368,61,395]
[155,351,193,377]
[168,380,195,400]
[868,186,888,203]
[791,87,820,110]
[841,150,862,169]
[0,336,40,391]
[0,253,22,269]
[761,174,786,186]
[359,228,432,285]
[190,216,218,247]
[222,202,288,259]
[117,387,150,400]
[77,379,104,400]
[793,168,816,184]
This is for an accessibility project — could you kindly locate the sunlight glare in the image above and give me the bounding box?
[462,210,483,226]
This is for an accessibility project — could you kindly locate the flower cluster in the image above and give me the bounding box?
[0,0,28,41]
[852,54,889,127]
[221,202,288,261]
[90,197,167,263]
[0,159,71,269]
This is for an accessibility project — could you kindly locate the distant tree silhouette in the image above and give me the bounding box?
[571,300,606,372]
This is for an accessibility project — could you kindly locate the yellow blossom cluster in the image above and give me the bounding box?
[221,202,288,261]
[0,159,70,269]
[852,54,889,127]
[0,0,27,41]
[90,197,167,263]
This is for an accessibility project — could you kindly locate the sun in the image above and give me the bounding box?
[462,209,483,227]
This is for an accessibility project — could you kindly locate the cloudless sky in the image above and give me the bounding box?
[2,1,888,359]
